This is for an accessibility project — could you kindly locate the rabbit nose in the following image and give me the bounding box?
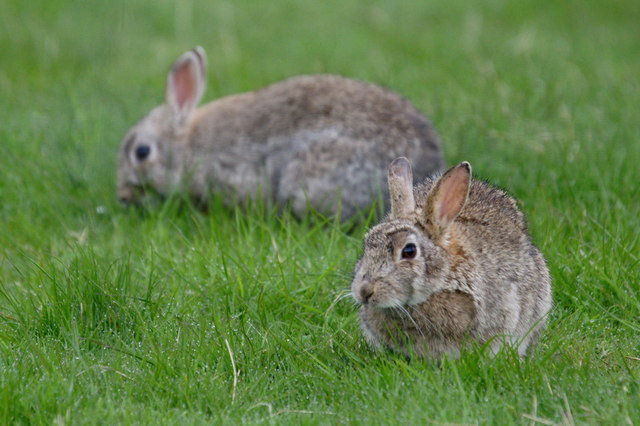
[118,187,133,204]
[117,184,140,204]
[359,283,374,304]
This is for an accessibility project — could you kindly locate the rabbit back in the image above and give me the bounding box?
[415,177,552,355]
[185,75,444,217]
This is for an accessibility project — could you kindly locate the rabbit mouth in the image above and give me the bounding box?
[360,292,413,310]
[119,183,172,211]
[118,183,145,205]
[353,277,414,309]
[118,183,164,206]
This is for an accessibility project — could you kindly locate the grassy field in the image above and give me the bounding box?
[1,0,639,423]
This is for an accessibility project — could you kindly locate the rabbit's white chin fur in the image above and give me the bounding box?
[367,298,407,310]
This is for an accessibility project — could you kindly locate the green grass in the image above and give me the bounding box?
[1,0,639,423]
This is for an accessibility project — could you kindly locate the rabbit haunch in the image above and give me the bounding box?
[351,158,552,359]
[117,47,444,219]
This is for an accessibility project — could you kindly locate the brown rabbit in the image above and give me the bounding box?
[351,157,552,359]
[117,47,444,219]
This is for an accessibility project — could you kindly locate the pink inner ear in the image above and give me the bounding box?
[172,62,196,109]
[438,168,469,223]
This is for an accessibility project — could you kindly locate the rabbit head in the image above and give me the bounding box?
[352,157,472,310]
[117,47,207,204]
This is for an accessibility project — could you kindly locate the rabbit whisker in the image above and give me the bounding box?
[337,290,357,303]
[393,302,425,339]
[405,307,436,331]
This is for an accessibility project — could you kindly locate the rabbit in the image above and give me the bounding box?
[351,157,552,359]
[117,47,444,219]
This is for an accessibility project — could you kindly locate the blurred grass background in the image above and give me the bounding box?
[1,0,639,423]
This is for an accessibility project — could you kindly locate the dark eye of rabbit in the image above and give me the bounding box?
[135,145,151,161]
[401,243,417,259]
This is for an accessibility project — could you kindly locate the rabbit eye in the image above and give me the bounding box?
[401,243,417,259]
[135,145,151,161]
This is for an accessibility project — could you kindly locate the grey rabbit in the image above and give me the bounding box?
[117,47,444,219]
[351,157,552,359]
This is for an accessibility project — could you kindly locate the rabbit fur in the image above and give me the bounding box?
[117,47,444,219]
[351,157,552,359]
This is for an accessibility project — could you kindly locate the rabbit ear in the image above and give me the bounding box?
[166,46,207,121]
[422,162,471,239]
[388,157,416,218]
